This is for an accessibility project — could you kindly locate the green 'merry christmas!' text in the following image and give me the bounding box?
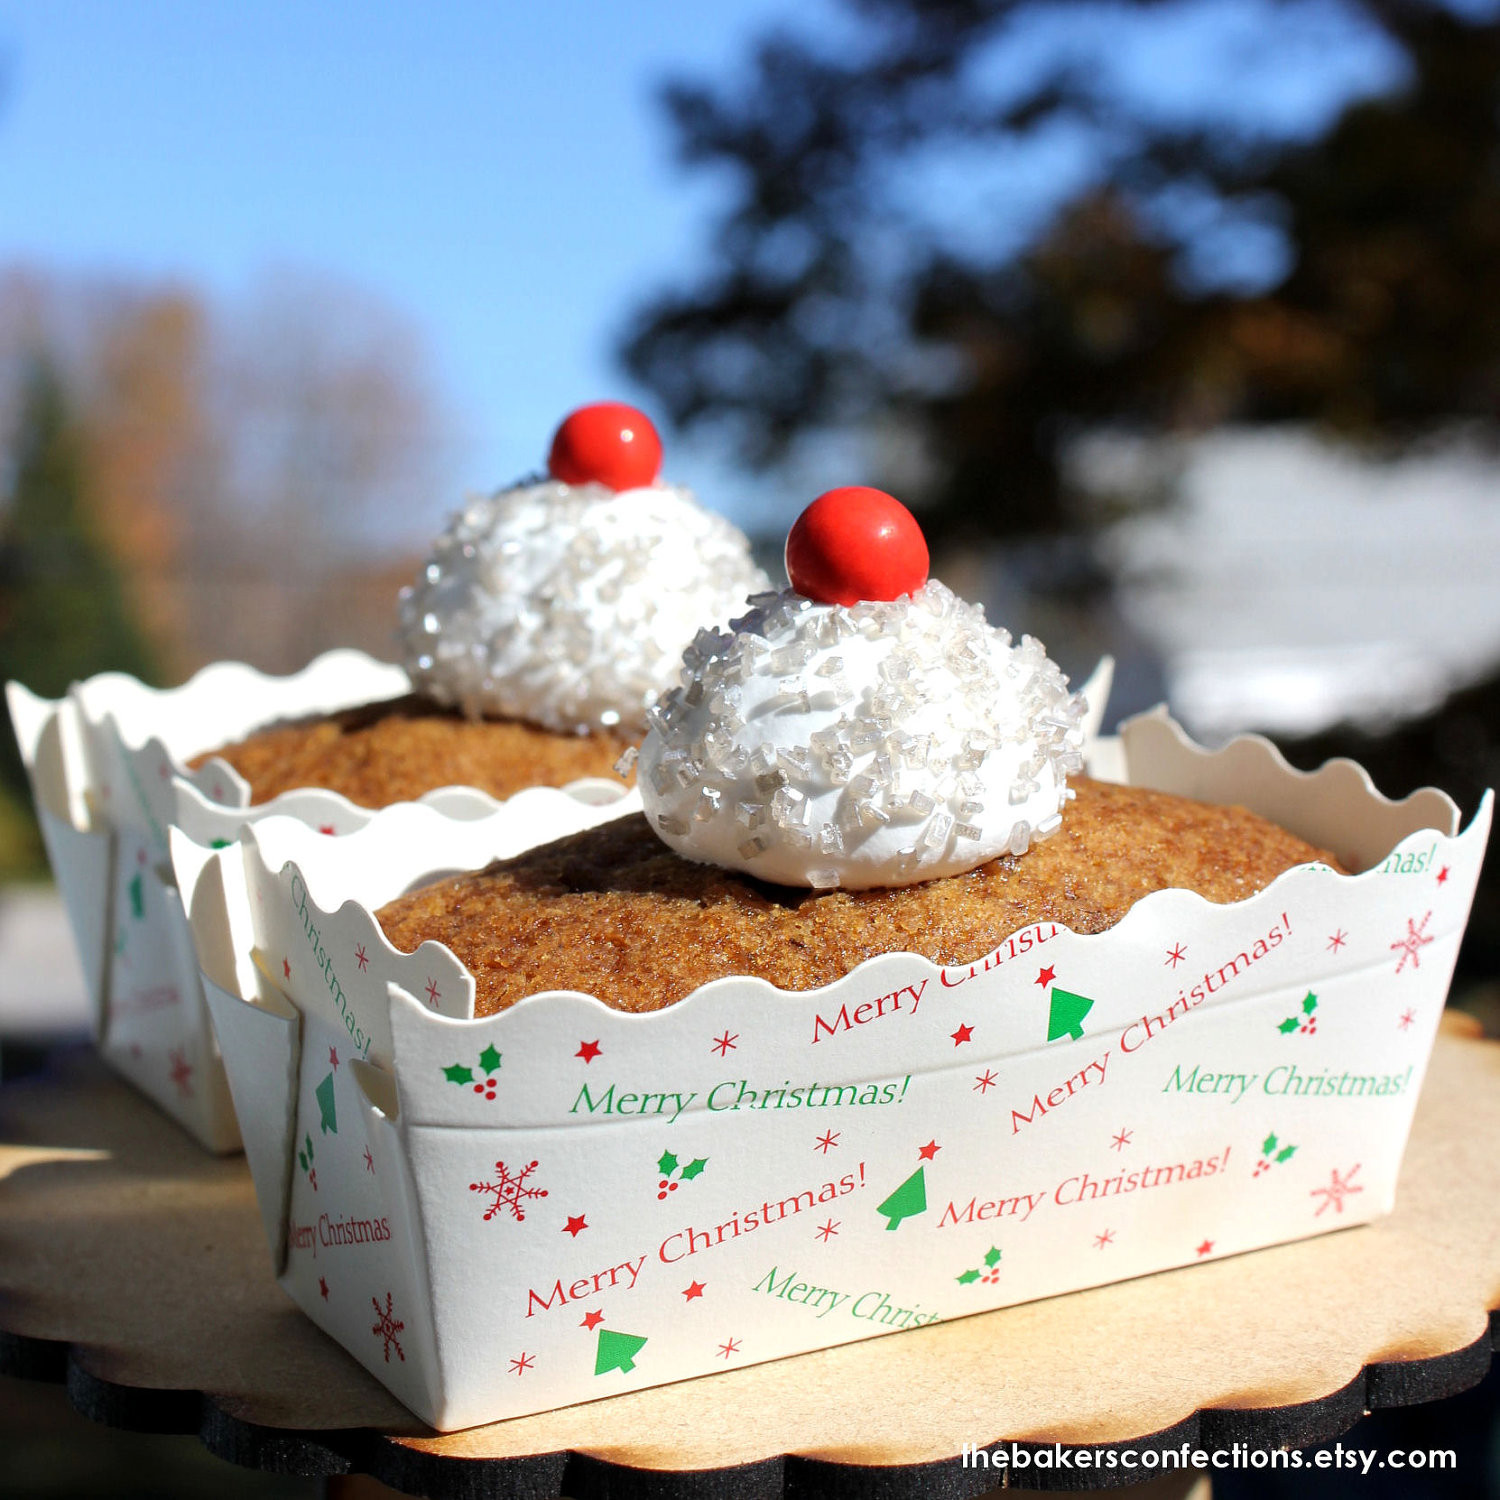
[570,1075,911,1121]
[752,1266,939,1329]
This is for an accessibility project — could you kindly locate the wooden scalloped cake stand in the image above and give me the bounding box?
[1,1014,1496,1499]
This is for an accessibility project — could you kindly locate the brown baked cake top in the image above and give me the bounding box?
[375,777,1341,1016]
[191,694,636,808]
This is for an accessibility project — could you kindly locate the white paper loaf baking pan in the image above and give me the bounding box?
[6,650,633,1151]
[171,708,1490,1429]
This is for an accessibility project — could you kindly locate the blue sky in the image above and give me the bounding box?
[0,0,828,528]
[0,0,1413,538]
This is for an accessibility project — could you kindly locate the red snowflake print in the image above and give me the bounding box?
[816,1219,839,1241]
[950,1022,974,1045]
[328,1046,340,1071]
[510,1351,535,1375]
[1391,912,1434,974]
[1327,929,1348,954]
[1398,1008,1416,1031]
[1166,942,1187,968]
[1093,1229,1115,1249]
[167,1048,194,1098]
[1196,1240,1214,1257]
[470,1159,549,1222]
[712,1030,738,1056]
[717,1338,741,1360]
[1311,1164,1364,1217]
[563,1215,588,1238]
[319,1276,329,1299]
[158,761,171,780]
[580,1310,604,1331]
[363,1146,374,1173]
[974,1069,998,1094]
[815,1130,840,1153]
[1110,1128,1132,1152]
[425,977,442,1006]
[1035,965,1056,988]
[355,944,369,972]
[683,1281,706,1301]
[575,1039,601,1063]
[282,957,291,980]
[371,1293,405,1363]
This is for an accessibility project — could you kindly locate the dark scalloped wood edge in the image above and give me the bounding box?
[2,1309,1495,1498]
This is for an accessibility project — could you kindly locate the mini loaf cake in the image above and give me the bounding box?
[375,487,1343,1014]
[191,403,770,807]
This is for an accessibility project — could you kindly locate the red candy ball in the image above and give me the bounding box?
[547,402,663,491]
[785,487,929,606]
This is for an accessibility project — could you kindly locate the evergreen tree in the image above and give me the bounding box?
[0,358,157,799]
[621,1,1500,546]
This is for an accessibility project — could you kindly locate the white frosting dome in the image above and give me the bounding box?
[397,480,771,734]
[637,582,1087,889]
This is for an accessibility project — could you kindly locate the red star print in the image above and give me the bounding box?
[328,1046,340,1071]
[319,1277,329,1299]
[575,1040,602,1063]
[318,824,335,836]
[425,977,442,1005]
[363,1146,374,1173]
[950,1022,974,1045]
[167,1048,194,1097]
[1094,1229,1115,1249]
[917,1140,940,1161]
[1035,965,1056,988]
[1398,1008,1416,1031]
[1327,929,1348,954]
[1436,865,1450,886]
[282,957,291,979]
[509,1352,535,1375]
[1110,1128,1132,1152]
[816,1219,839,1241]
[355,944,368,971]
[974,1069,998,1093]
[815,1130,840,1153]
[1166,942,1187,968]
[718,1338,741,1359]
[683,1281,706,1301]
[1196,1240,1214,1257]
[580,1310,604,1331]
[712,1030,739,1056]
[563,1215,588,1238]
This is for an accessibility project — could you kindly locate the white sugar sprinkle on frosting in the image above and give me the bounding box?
[397,480,770,734]
[637,582,1087,888]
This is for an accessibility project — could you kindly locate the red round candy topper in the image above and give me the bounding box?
[547,402,663,491]
[785,486,929,606]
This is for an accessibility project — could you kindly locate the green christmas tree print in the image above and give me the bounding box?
[595,1327,648,1376]
[877,1166,927,1230]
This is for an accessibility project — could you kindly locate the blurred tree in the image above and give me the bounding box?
[0,267,453,679]
[0,358,157,798]
[622,0,1500,545]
